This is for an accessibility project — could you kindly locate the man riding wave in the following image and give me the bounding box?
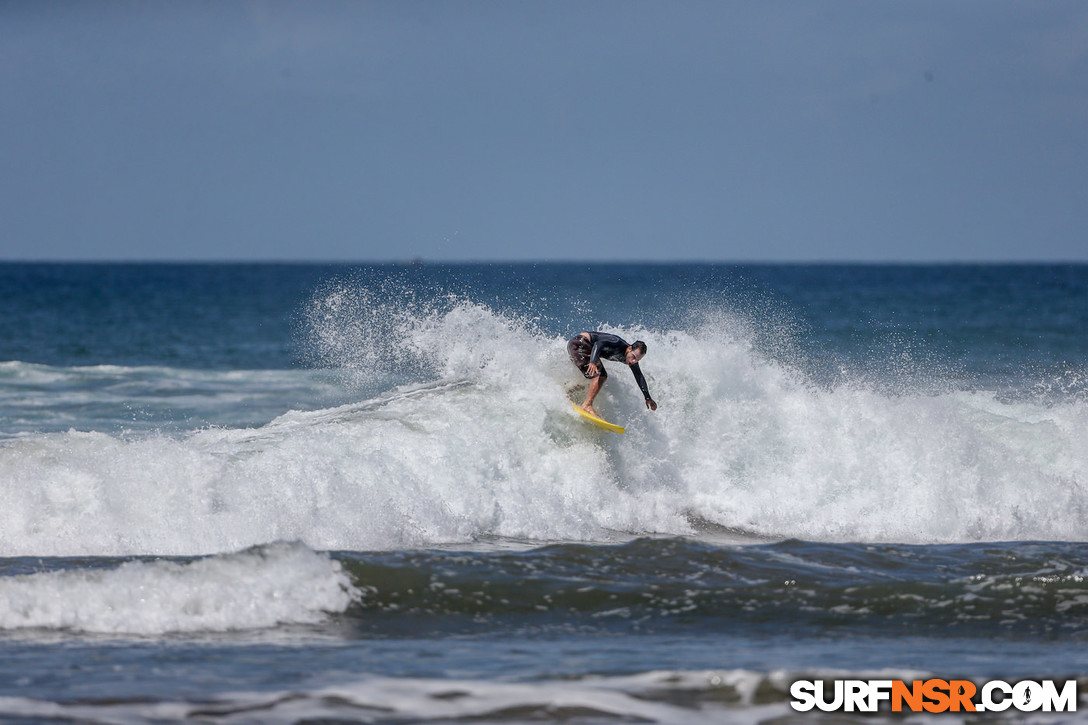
[567,331,658,418]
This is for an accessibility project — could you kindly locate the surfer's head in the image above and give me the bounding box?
[625,341,647,365]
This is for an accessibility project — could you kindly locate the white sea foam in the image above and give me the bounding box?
[5,668,1075,724]
[0,542,357,634]
[0,670,847,725]
[0,360,344,437]
[1,294,1086,557]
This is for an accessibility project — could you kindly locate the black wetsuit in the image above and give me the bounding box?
[567,332,652,402]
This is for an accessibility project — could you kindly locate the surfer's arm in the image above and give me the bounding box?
[588,339,604,366]
[629,363,656,410]
[585,338,607,378]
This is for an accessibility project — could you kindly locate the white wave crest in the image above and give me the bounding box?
[2,299,1087,557]
[0,543,358,634]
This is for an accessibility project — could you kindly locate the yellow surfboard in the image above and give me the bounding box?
[571,403,625,434]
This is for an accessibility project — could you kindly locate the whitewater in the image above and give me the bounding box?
[3,279,1086,559]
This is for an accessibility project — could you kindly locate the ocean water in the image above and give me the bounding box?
[1,262,1087,723]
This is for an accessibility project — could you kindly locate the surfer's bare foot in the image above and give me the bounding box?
[581,403,599,417]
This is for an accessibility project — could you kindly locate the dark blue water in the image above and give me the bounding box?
[1,263,1086,723]
[5,263,1085,375]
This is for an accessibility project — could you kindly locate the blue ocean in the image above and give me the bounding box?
[1,262,1087,723]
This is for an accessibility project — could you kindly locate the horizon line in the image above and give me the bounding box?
[2,258,1087,266]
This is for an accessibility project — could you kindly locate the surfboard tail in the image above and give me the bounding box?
[571,403,625,434]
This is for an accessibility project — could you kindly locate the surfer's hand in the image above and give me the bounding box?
[587,363,599,378]
[646,398,657,411]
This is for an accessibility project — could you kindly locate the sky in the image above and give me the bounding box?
[2,1,1087,262]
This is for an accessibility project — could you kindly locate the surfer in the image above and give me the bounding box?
[567,331,658,417]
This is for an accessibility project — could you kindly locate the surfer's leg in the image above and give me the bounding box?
[581,365,606,416]
[570,334,609,415]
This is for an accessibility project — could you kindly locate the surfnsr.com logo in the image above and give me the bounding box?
[790,679,1078,714]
